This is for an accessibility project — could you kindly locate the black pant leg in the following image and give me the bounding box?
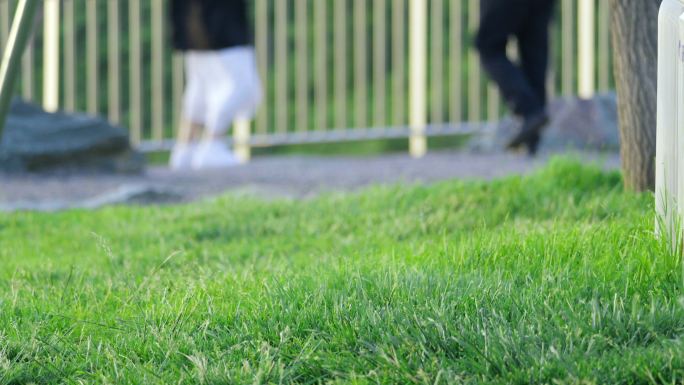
[476,0,543,118]
[516,0,556,110]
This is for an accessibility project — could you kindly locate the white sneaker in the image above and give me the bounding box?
[169,142,198,170]
[192,140,240,170]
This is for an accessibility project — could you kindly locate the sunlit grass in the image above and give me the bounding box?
[0,158,682,384]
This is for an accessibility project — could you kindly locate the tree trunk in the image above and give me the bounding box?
[609,0,661,191]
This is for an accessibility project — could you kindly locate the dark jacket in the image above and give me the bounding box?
[170,0,251,51]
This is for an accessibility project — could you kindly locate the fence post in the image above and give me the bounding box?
[43,0,60,112]
[409,0,427,158]
[578,0,595,99]
[0,0,40,137]
[234,119,251,164]
[655,0,683,247]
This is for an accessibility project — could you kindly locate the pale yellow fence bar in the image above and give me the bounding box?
[547,18,557,98]
[562,0,574,95]
[354,0,367,128]
[151,0,164,140]
[486,84,499,122]
[86,0,98,115]
[0,1,9,47]
[409,0,427,158]
[275,0,287,134]
[107,0,120,123]
[255,0,268,134]
[598,0,611,92]
[64,0,75,111]
[295,0,308,132]
[20,21,32,101]
[373,0,386,127]
[334,0,347,129]
[449,0,462,123]
[43,0,59,112]
[234,118,250,162]
[431,0,444,124]
[578,0,595,98]
[392,0,405,126]
[129,0,142,143]
[314,0,327,131]
[171,53,184,135]
[467,0,480,122]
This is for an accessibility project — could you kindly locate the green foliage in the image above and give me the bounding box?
[0,158,681,384]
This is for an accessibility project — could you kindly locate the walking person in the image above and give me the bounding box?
[475,0,556,155]
[169,0,262,170]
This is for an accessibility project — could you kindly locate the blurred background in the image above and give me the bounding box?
[0,0,614,158]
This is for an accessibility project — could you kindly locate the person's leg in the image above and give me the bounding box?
[170,52,206,170]
[505,0,556,154]
[475,0,542,117]
[516,0,556,110]
[193,48,259,169]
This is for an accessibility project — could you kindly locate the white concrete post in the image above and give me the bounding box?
[676,13,684,244]
[656,0,684,245]
[578,0,595,99]
[233,119,251,164]
[409,0,427,158]
[43,0,59,112]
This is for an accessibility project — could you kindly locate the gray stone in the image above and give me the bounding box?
[0,99,145,173]
[468,92,620,153]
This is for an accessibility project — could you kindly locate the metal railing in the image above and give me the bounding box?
[0,0,613,159]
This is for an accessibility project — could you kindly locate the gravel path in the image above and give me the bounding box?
[0,151,620,212]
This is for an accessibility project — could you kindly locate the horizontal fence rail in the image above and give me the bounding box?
[0,0,615,158]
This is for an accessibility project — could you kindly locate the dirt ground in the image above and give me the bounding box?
[0,150,620,212]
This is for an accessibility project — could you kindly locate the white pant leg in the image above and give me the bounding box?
[182,52,208,126]
[204,47,263,135]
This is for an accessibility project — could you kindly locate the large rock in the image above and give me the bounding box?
[0,99,144,173]
[469,92,619,153]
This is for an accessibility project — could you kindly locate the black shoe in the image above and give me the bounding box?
[506,112,549,155]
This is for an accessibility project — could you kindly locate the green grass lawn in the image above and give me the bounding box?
[1,158,682,384]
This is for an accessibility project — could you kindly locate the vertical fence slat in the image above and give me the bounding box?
[255,0,268,135]
[275,0,287,134]
[430,0,444,125]
[578,0,595,98]
[334,0,347,129]
[129,0,142,143]
[107,0,120,123]
[392,0,405,127]
[598,0,610,92]
[314,0,327,131]
[449,0,462,123]
[547,17,557,99]
[86,0,98,115]
[562,0,574,96]
[172,53,184,137]
[373,0,386,127]
[354,0,367,128]
[1,0,10,50]
[486,84,499,122]
[467,0,480,122]
[151,0,164,140]
[11,0,35,101]
[295,0,308,132]
[64,0,76,111]
[43,0,59,112]
[20,9,33,102]
[409,0,427,158]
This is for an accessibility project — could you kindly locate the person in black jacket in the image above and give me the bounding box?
[169,0,262,170]
[475,0,556,155]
